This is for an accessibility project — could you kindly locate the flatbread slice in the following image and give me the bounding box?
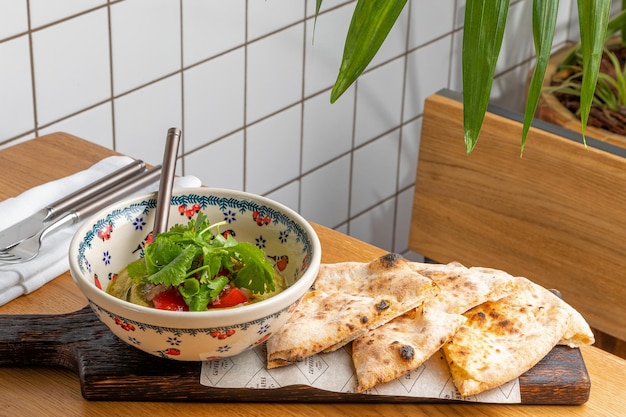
[409,262,517,314]
[413,262,594,347]
[352,305,466,392]
[266,289,425,368]
[560,306,595,347]
[441,276,573,396]
[267,254,439,368]
[315,253,439,300]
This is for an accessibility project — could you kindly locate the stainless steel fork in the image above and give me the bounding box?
[0,166,162,265]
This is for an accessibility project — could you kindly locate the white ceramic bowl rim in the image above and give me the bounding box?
[69,187,321,322]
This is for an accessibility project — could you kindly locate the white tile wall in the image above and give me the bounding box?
[403,36,453,122]
[350,131,399,216]
[32,9,110,126]
[0,0,28,39]
[349,197,397,253]
[246,24,304,123]
[245,104,301,195]
[114,74,183,167]
[304,3,353,96]
[0,0,587,258]
[248,0,304,41]
[0,36,33,141]
[110,0,181,96]
[184,130,244,190]
[39,103,114,150]
[266,180,300,213]
[354,58,404,147]
[302,89,354,172]
[398,117,422,191]
[181,0,245,67]
[301,154,351,227]
[183,48,245,151]
[394,187,417,255]
[409,0,456,48]
[29,0,107,29]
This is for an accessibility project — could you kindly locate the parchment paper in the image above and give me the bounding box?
[200,343,521,403]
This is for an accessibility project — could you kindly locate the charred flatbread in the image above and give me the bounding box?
[413,262,594,348]
[266,253,439,368]
[350,261,514,392]
[267,290,405,368]
[352,305,466,392]
[314,253,439,301]
[441,276,583,396]
[409,262,517,314]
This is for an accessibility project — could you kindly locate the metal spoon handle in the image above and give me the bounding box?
[153,128,181,236]
[47,159,146,220]
[72,166,162,221]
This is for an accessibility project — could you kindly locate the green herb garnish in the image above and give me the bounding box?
[126,211,276,311]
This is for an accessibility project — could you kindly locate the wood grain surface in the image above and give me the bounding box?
[0,132,625,417]
[0,304,590,404]
[410,92,626,343]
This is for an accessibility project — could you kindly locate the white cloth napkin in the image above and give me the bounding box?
[0,155,202,306]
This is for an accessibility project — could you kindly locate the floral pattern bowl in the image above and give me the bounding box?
[68,187,321,361]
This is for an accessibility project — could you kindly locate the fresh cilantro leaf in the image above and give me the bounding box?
[143,235,184,275]
[201,246,228,281]
[129,209,277,311]
[144,245,197,286]
[229,242,276,294]
[194,211,210,234]
[178,278,200,298]
[183,276,228,311]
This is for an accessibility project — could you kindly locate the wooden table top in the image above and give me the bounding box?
[0,132,625,417]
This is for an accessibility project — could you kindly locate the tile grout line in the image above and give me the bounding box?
[242,0,249,192]
[107,0,116,151]
[25,0,39,139]
[179,0,186,174]
[297,1,309,213]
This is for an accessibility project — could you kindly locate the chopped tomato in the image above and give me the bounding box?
[210,287,249,308]
[152,288,189,311]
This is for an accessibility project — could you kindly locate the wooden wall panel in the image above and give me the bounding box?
[410,92,626,342]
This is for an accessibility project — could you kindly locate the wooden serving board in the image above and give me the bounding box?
[0,306,590,404]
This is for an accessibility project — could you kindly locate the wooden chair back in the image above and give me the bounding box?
[410,90,626,351]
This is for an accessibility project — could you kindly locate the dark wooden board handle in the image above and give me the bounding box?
[0,306,590,404]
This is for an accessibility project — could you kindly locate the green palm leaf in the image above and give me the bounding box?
[329,0,407,103]
[521,0,559,154]
[322,1,615,152]
[577,0,611,143]
[462,0,511,153]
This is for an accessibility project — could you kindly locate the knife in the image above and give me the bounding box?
[0,159,146,250]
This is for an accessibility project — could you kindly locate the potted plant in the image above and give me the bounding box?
[316,0,614,153]
[536,6,626,148]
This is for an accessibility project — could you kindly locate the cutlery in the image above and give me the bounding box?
[153,127,181,236]
[0,159,146,251]
[0,165,162,265]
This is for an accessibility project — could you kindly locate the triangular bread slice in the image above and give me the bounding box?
[410,262,518,314]
[441,276,580,396]
[352,305,466,392]
[315,253,439,301]
[267,290,424,368]
[350,262,514,392]
[266,253,439,368]
[412,262,594,347]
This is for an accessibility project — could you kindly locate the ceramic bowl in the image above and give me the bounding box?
[69,187,321,361]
